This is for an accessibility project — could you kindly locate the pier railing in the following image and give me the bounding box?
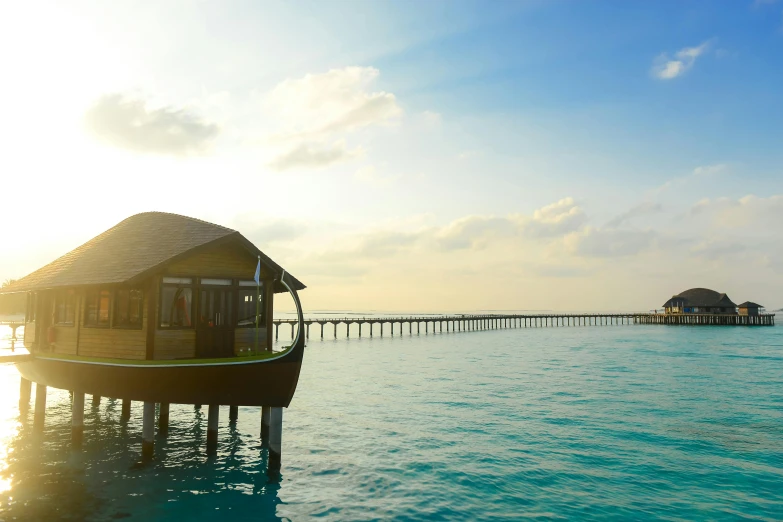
[272,312,775,340]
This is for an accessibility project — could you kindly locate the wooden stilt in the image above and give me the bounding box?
[159,403,170,435]
[207,405,219,454]
[33,383,46,432]
[121,399,131,421]
[229,405,239,422]
[261,405,271,445]
[72,391,84,448]
[268,407,283,473]
[19,377,32,410]
[142,401,155,459]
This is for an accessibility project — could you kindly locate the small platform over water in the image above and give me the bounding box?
[0,346,32,363]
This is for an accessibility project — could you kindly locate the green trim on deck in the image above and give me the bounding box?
[34,347,291,366]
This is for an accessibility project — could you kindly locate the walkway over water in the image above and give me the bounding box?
[273,312,776,339]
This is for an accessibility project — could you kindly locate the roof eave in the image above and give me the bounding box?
[124,232,306,293]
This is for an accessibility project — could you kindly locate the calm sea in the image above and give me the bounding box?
[0,321,781,520]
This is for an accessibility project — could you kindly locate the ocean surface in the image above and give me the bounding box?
[0,321,782,520]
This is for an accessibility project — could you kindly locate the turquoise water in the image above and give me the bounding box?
[0,323,782,520]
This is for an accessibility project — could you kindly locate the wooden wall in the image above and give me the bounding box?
[77,295,147,360]
[234,327,268,353]
[154,329,196,360]
[164,241,268,279]
[24,320,35,348]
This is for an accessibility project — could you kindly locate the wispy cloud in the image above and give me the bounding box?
[651,40,713,80]
[605,202,663,228]
[267,141,362,171]
[652,163,728,195]
[84,94,219,155]
[266,66,402,140]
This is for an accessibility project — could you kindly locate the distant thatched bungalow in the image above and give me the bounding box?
[662,288,738,315]
[738,302,763,316]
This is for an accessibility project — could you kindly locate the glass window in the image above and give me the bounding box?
[85,289,111,327]
[163,277,193,285]
[237,284,263,327]
[114,289,143,329]
[201,278,232,286]
[54,290,76,326]
[160,285,193,328]
[26,292,36,323]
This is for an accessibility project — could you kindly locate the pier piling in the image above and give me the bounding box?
[261,405,270,445]
[19,377,31,410]
[159,403,170,435]
[207,405,219,454]
[72,392,84,448]
[142,402,155,459]
[33,383,46,432]
[229,405,239,422]
[121,399,131,421]
[268,407,283,473]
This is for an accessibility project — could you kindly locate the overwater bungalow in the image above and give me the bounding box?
[738,302,763,316]
[662,288,738,314]
[0,212,306,464]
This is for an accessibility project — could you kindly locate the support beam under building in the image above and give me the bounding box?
[72,392,85,448]
[159,403,170,435]
[33,383,46,432]
[268,407,283,474]
[207,405,219,455]
[142,401,155,459]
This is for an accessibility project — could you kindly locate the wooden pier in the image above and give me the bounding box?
[0,318,24,350]
[272,312,776,340]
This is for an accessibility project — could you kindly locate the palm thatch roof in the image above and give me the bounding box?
[662,288,736,308]
[0,212,304,294]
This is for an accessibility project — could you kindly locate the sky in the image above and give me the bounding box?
[0,0,782,312]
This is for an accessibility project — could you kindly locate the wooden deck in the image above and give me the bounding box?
[0,346,32,363]
[272,312,776,339]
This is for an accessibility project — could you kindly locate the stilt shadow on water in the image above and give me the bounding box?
[1,398,285,521]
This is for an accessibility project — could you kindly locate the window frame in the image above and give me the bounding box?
[237,281,265,328]
[53,289,76,326]
[83,288,112,328]
[113,287,144,330]
[158,277,195,330]
[26,292,37,323]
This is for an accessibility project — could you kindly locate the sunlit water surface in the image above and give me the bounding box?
[0,323,782,520]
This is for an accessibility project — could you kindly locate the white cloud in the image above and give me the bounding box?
[84,94,219,155]
[564,227,658,258]
[690,194,783,228]
[652,163,728,194]
[267,141,362,171]
[605,202,663,228]
[524,197,587,237]
[436,215,518,251]
[651,40,712,80]
[266,66,402,139]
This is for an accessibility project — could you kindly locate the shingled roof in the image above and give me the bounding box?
[662,288,736,308]
[737,301,763,308]
[0,212,304,294]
